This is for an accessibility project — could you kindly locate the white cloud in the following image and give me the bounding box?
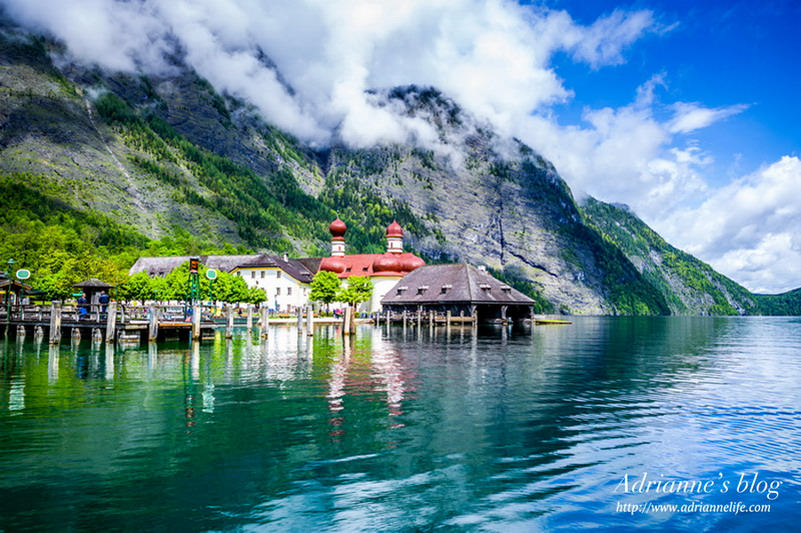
[1,0,656,148]
[668,102,750,134]
[512,76,714,219]
[660,156,801,293]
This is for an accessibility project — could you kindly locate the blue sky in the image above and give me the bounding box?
[5,0,800,292]
[545,0,801,188]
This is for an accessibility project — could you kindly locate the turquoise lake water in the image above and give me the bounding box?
[1,317,800,531]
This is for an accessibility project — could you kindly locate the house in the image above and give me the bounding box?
[380,263,535,323]
[129,253,314,312]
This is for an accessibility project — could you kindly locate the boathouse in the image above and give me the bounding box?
[380,263,535,323]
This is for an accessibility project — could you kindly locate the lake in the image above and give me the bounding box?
[1,317,799,531]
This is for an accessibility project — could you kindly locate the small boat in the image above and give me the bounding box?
[534,318,572,325]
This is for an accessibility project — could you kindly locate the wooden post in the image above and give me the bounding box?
[16,325,26,338]
[92,328,103,343]
[192,304,201,340]
[71,327,81,341]
[446,310,452,330]
[306,304,314,336]
[246,304,254,333]
[49,301,62,345]
[402,309,407,328]
[417,307,422,330]
[342,306,351,336]
[501,305,508,326]
[297,307,303,334]
[261,306,270,339]
[226,305,234,339]
[429,308,434,332]
[148,305,159,342]
[105,301,117,343]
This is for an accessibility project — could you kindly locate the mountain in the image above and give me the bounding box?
[754,288,801,316]
[0,21,792,315]
[580,197,758,315]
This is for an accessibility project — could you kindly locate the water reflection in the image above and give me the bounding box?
[0,318,799,532]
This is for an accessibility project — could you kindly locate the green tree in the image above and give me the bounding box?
[310,271,341,307]
[118,271,152,302]
[338,276,373,308]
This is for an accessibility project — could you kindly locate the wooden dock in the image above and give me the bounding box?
[1,302,221,344]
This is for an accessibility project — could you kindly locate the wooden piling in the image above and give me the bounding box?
[92,328,103,343]
[226,305,234,339]
[16,325,26,338]
[105,302,117,343]
[297,307,303,334]
[49,301,62,345]
[246,304,253,333]
[342,307,351,336]
[306,304,314,336]
[261,307,269,339]
[417,307,421,330]
[192,304,201,340]
[148,305,159,342]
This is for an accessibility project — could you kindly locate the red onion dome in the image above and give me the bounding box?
[400,255,425,272]
[373,253,402,273]
[386,220,403,238]
[320,256,346,274]
[329,217,347,239]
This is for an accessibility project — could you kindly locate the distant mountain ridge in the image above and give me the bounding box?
[1,19,798,314]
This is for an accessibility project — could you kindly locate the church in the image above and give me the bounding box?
[318,218,425,314]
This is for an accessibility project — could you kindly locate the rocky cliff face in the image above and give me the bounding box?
[0,21,736,315]
[580,197,757,315]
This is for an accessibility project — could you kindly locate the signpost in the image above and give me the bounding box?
[186,257,201,321]
[206,269,217,313]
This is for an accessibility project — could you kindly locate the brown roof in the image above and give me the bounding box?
[128,254,315,283]
[73,278,115,289]
[381,263,535,306]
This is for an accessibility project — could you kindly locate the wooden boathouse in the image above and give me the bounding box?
[380,263,535,324]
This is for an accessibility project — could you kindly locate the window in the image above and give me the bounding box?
[276,288,281,296]
[261,271,265,278]
[287,287,292,296]
[276,271,282,278]
[251,271,255,279]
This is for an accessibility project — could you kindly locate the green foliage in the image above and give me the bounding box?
[580,197,758,315]
[95,96,335,252]
[557,204,670,315]
[119,261,263,303]
[487,267,554,314]
[320,168,427,254]
[309,271,341,305]
[338,276,373,307]
[755,288,801,315]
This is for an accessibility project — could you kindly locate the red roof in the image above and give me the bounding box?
[329,217,347,239]
[319,253,425,279]
[386,220,403,238]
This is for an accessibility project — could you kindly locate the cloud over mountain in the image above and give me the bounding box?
[3,0,796,293]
